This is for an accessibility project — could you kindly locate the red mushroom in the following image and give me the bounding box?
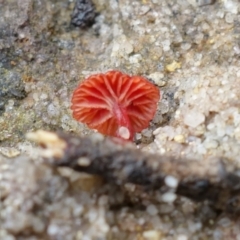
[71,70,160,140]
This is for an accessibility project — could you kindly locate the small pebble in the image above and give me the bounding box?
[161,192,177,203]
[224,0,238,14]
[177,235,188,240]
[47,103,60,117]
[217,217,231,227]
[141,129,153,138]
[0,147,20,158]
[184,110,205,128]
[148,72,166,87]
[146,204,159,216]
[225,12,234,24]
[165,61,181,72]
[98,195,108,206]
[181,43,191,51]
[47,224,59,235]
[143,230,161,240]
[203,139,218,149]
[174,135,185,143]
[77,157,91,166]
[164,175,179,188]
[129,54,142,64]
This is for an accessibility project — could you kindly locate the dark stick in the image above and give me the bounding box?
[27,130,240,215]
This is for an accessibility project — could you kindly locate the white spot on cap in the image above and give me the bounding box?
[118,126,130,139]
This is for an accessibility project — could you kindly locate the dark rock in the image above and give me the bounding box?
[0,68,27,115]
[71,0,97,28]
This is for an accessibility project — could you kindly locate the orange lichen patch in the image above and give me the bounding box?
[71,70,160,140]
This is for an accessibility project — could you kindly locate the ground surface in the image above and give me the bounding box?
[1,0,240,239]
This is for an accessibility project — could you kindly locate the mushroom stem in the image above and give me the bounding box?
[113,103,133,140]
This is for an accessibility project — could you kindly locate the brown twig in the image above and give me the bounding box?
[27,130,240,215]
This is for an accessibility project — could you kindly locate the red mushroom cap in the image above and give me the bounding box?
[71,70,160,140]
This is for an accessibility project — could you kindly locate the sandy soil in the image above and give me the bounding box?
[1,0,240,239]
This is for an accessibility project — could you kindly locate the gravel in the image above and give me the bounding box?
[1,0,240,239]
